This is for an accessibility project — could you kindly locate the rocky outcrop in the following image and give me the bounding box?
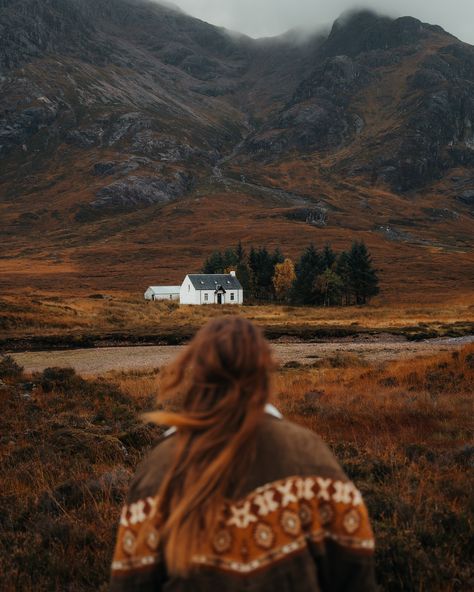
[457,190,474,209]
[284,207,328,226]
[75,172,194,220]
[90,157,161,177]
[247,55,373,155]
[378,44,474,191]
[318,11,448,59]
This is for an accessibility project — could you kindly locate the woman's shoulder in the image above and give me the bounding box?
[124,432,177,504]
[237,414,348,497]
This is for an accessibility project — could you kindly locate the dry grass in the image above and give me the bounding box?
[1,293,473,345]
[0,345,473,591]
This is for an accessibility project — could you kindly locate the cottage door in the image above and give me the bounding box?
[217,293,222,305]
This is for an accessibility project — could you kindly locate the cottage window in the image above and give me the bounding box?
[204,293,208,301]
[188,284,190,292]
[230,293,235,301]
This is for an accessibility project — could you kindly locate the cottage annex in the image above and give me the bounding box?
[144,286,181,301]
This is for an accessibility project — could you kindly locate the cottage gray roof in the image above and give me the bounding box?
[187,274,243,291]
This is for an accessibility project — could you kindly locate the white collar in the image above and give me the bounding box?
[264,403,283,419]
[163,403,282,438]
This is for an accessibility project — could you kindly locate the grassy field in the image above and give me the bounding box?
[1,344,473,591]
[1,293,473,349]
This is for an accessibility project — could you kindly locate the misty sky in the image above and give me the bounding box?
[168,0,474,44]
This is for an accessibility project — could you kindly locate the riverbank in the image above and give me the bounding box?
[10,335,474,376]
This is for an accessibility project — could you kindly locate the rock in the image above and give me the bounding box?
[457,190,474,207]
[64,126,104,148]
[131,132,200,162]
[75,172,194,220]
[422,207,459,221]
[319,12,433,58]
[90,157,159,177]
[285,207,328,226]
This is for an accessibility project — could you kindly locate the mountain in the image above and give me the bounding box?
[0,0,472,301]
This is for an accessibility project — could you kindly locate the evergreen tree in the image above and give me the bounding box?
[335,251,352,306]
[236,261,252,291]
[235,240,246,263]
[223,247,238,271]
[348,241,380,304]
[292,245,324,305]
[202,250,224,273]
[322,244,336,270]
[272,247,285,266]
[249,247,276,300]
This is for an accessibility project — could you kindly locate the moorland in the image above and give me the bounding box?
[1,343,473,591]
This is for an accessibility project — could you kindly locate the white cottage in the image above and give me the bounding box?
[180,272,243,305]
[144,286,181,301]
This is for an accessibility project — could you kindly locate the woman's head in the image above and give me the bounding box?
[146,316,275,575]
[162,315,274,418]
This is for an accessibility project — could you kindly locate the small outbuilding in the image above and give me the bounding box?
[180,272,243,305]
[144,286,181,301]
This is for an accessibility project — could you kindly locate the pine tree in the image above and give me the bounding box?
[236,261,252,291]
[202,250,224,273]
[249,247,276,300]
[272,247,285,266]
[348,241,380,304]
[335,251,352,305]
[223,247,238,271]
[235,240,245,263]
[322,244,336,270]
[292,245,324,305]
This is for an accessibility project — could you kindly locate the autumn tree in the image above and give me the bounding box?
[314,268,344,306]
[273,258,296,301]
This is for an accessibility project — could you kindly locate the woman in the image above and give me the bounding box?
[110,317,376,591]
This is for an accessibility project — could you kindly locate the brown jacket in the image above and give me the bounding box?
[110,408,376,592]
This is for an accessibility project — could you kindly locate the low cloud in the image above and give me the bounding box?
[161,0,474,44]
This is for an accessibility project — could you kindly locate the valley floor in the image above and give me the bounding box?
[1,294,473,350]
[11,335,474,375]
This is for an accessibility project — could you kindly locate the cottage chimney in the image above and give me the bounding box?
[230,270,236,277]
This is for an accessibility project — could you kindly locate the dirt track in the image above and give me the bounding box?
[11,335,473,376]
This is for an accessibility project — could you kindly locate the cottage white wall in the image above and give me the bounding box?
[200,290,214,304]
[154,293,180,301]
[180,276,199,304]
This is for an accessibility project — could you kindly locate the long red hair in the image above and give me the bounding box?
[145,316,275,575]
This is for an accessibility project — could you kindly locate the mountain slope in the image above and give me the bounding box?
[0,1,472,301]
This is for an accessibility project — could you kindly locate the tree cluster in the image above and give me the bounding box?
[202,241,379,306]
